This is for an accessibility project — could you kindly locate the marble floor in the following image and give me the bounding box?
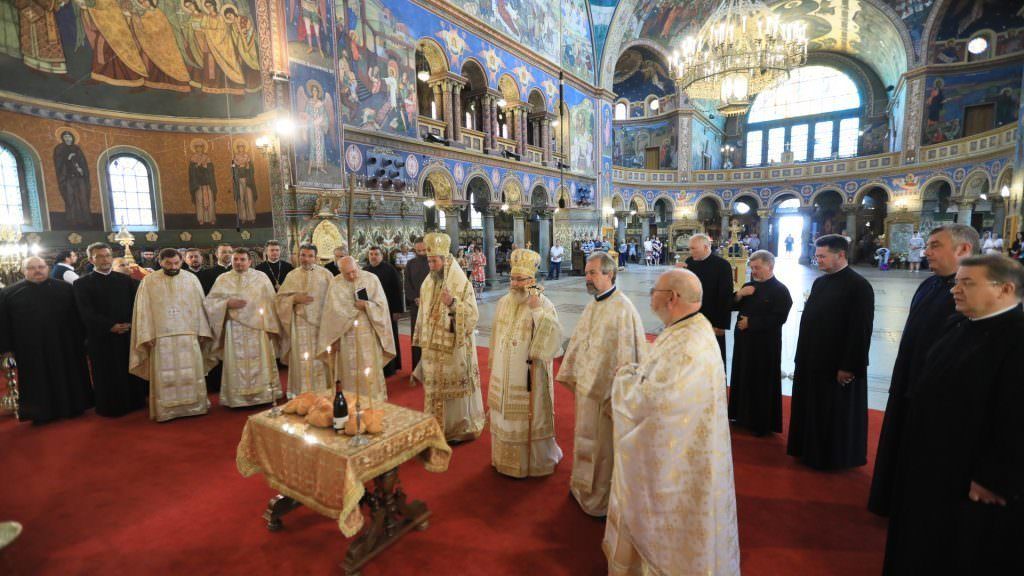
[401,257,921,411]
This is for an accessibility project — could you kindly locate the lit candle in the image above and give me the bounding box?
[303,351,311,392]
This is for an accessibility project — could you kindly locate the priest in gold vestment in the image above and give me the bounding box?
[557,252,647,516]
[317,256,395,403]
[204,248,282,408]
[276,244,333,397]
[130,249,212,422]
[604,269,740,575]
[411,232,485,443]
[488,248,563,477]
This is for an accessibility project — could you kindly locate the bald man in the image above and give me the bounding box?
[604,268,739,575]
[317,256,396,402]
[0,256,92,423]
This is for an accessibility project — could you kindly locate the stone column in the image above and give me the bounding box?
[800,207,814,264]
[483,209,496,285]
[441,81,453,140]
[451,82,463,145]
[992,200,1006,235]
[482,95,493,151]
[518,108,527,156]
[490,97,500,152]
[444,206,462,254]
[757,209,772,253]
[538,210,552,277]
[957,201,974,228]
[616,212,627,245]
[513,213,526,247]
[431,83,443,122]
[541,117,552,164]
[843,205,858,250]
[720,210,732,243]
[641,215,650,242]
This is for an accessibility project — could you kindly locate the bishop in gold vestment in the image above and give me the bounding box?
[204,249,282,408]
[604,269,740,575]
[411,233,485,443]
[276,244,334,397]
[558,252,647,517]
[317,257,395,403]
[489,249,563,477]
[130,250,212,422]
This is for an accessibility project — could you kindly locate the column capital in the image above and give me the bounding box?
[440,203,465,215]
[756,209,770,218]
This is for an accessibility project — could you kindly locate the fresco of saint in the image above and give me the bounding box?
[188,139,218,225]
[52,129,91,226]
[231,141,257,224]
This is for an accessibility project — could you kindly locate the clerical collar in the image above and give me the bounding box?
[267,259,280,265]
[692,253,709,262]
[668,310,701,328]
[969,303,1021,322]
[189,266,202,273]
[220,263,231,270]
[94,269,112,276]
[594,286,616,302]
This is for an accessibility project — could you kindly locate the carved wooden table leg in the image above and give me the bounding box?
[263,495,302,532]
[341,468,431,576]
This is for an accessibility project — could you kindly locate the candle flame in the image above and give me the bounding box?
[259,308,265,315]
[327,345,332,354]
[303,351,309,361]
[363,367,370,377]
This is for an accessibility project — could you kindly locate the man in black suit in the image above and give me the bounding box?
[324,246,348,276]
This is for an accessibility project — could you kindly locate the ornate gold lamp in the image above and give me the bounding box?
[115,226,136,264]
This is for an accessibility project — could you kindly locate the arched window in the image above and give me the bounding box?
[0,144,25,223]
[745,66,862,166]
[614,101,628,120]
[106,153,157,229]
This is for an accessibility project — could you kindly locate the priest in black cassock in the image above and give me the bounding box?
[404,240,430,371]
[255,240,293,291]
[184,248,205,276]
[365,246,403,377]
[198,243,234,295]
[868,224,978,515]
[787,234,874,470]
[0,256,92,423]
[73,243,147,417]
[683,233,735,365]
[198,243,233,392]
[324,246,348,276]
[883,255,1024,575]
[729,250,793,436]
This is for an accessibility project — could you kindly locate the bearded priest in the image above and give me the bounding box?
[204,247,282,408]
[488,248,563,478]
[557,251,647,516]
[275,243,334,397]
[317,256,395,403]
[604,268,740,575]
[130,249,213,422]
[411,232,485,443]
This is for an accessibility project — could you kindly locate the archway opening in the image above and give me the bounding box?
[772,195,802,260]
[730,196,760,241]
[696,197,722,242]
[857,187,889,260]
[811,190,844,239]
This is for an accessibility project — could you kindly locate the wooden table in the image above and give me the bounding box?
[236,402,452,575]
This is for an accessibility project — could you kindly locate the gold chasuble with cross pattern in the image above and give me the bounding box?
[130,270,212,422]
[276,264,334,397]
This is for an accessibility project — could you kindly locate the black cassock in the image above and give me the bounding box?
[883,306,1024,575]
[255,260,294,291]
[365,261,403,376]
[868,273,956,516]
[787,266,874,469]
[729,276,793,435]
[198,264,231,392]
[0,279,92,423]
[73,271,148,417]
[685,253,735,365]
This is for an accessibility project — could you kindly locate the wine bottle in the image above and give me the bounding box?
[333,384,349,431]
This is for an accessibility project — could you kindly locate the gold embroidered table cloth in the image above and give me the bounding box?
[236,402,452,537]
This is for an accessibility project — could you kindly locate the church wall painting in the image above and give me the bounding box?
[612,45,674,117]
[289,62,342,188]
[930,0,1024,64]
[567,94,596,175]
[590,0,617,63]
[0,0,264,118]
[284,0,335,69]
[0,110,273,232]
[445,0,595,83]
[922,62,1022,145]
[613,120,676,169]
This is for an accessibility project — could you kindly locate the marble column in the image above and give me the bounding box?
[800,207,813,264]
[431,83,443,122]
[482,95,493,151]
[757,209,772,253]
[957,201,974,228]
[641,216,650,242]
[444,206,462,254]
[541,117,552,163]
[441,82,453,140]
[518,108,527,156]
[538,211,552,277]
[490,98,500,151]
[843,205,858,249]
[993,200,1006,235]
[513,213,526,247]
[720,210,732,243]
[616,212,627,245]
[483,209,496,285]
[451,83,463,145]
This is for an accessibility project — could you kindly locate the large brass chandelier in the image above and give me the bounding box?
[671,0,808,116]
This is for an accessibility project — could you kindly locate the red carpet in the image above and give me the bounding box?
[0,335,886,575]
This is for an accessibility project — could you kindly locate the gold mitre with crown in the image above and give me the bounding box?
[510,248,541,277]
[424,232,451,257]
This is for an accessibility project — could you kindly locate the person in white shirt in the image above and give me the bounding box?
[643,238,654,266]
[52,250,80,283]
[549,241,565,279]
[983,233,1004,255]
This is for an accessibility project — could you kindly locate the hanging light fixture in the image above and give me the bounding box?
[672,0,808,117]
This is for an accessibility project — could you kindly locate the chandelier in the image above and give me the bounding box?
[0,213,38,287]
[671,0,808,116]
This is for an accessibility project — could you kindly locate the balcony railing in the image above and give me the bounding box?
[418,116,445,140]
[497,137,516,155]
[461,128,484,153]
[526,145,543,164]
